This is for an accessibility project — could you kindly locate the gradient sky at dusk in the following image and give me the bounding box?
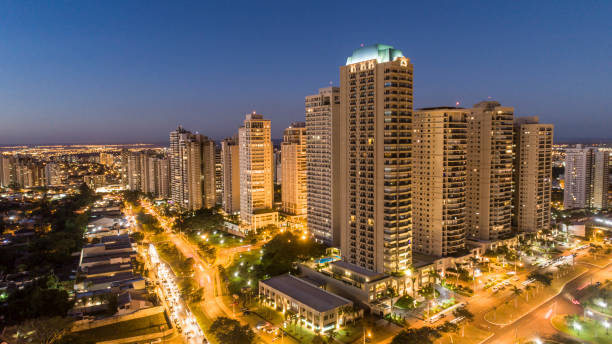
[1,1,610,144]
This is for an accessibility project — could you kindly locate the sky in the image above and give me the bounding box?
[0,0,610,144]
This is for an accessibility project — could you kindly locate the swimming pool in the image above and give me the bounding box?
[314,256,341,264]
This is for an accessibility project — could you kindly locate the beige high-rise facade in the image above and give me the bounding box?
[513,117,553,233]
[306,87,341,245]
[239,113,278,230]
[592,150,609,210]
[466,101,514,242]
[169,126,216,211]
[413,108,467,257]
[221,136,241,214]
[127,151,142,191]
[281,122,307,216]
[339,44,413,274]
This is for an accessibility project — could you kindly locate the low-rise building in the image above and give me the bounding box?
[259,274,356,332]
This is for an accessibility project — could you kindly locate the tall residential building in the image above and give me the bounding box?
[339,44,413,273]
[305,86,341,245]
[281,122,307,216]
[124,151,170,199]
[563,145,591,209]
[127,151,142,191]
[274,149,282,185]
[154,156,171,199]
[169,127,216,211]
[412,108,468,257]
[215,145,223,206]
[564,145,609,210]
[466,101,514,242]
[221,136,241,214]
[99,153,115,166]
[513,117,553,233]
[0,155,12,187]
[592,150,610,210]
[239,113,278,230]
[120,149,129,188]
[45,163,63,186]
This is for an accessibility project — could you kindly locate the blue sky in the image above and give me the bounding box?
[0,0,610,144]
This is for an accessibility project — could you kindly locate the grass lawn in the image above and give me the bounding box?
[395,295,417,309]
[484,265,587,325]
[551,315,612,344]
[188,230,245,249]
[226,250,263,294]
[582,282,612,316]
[70,313,169,343]
[335,322,363,343]
[434,324,493,344]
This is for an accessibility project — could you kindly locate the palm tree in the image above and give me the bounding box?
[511,286,522,308]
[468,256,479,291]
[524,285,533,302]
[428,269,441,286]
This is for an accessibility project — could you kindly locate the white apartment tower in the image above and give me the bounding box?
[564,145,609,210]
[305,87,341,245]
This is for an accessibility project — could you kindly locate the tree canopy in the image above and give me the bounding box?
[391,327,441,344]
[209,317,255,344]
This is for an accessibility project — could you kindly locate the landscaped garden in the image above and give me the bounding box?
[551,314,612,344]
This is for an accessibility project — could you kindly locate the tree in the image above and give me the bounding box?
[453,307,474,337]
[524,285,534,302]
[312,335,326,344]
[131,231,145,243]
[209,317,255,344]
[511,286,523,308]
[2,316,72,344]
[436,321,459,342]
[391,327,441,344]
[106,294,118,315]
[198,242,217,264]
[529,272,552,291]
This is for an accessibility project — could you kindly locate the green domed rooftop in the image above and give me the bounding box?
[345,44,404,65]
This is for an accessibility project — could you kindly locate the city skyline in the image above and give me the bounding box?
[1,1,611,145]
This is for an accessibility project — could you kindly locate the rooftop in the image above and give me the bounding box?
[417,106,465,111]
[81,262,132,276]
[331,260,383,278]
[260,274,351,313]
[81,251,135,264]
[346,44,404,66]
